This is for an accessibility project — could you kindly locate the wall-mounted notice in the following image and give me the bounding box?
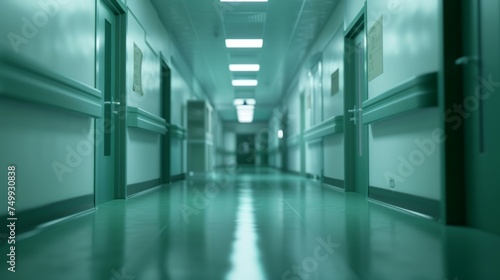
[368,16,383,81]
[133,43,143,95]
[331,69,339,95]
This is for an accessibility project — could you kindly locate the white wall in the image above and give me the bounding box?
[366,0,441,200]
[1,0,95,87]
[367,0,439,99]
[278,0,345,181]
[0,0,96,214]
[125,0,213,182]
[274,0,442,203]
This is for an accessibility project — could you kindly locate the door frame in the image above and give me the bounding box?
[343,6,369,195]
[95,0,127,204]
[300,91,306,176]
[160,55,171,184]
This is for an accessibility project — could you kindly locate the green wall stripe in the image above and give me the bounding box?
[127,106,168,134]
[127,178,161,196]
[0,195,94,234]
[362,72,438,124]
[304,115,344,142]
[0,54,102,118]
[369,186,440,219]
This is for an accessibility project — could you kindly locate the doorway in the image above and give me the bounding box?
[236,134,256,166]
[161,60,171,184]
[462,0,500,235]
[344,13,369,195]
[95,0,126,204]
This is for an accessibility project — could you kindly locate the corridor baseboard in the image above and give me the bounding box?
[369,186,440,219]
[323,176,345,189]
[0,195,94,234]
[127,179,162,196]
[171,173,186,183]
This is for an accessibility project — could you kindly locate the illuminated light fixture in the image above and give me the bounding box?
[278,129,284,139]
[229,64,260,72]
[233,98,256,106]
[235,99,255,123]
[221,0,267,2]
[237,110,254,123]
[232,79,258,86]
[237,105,255,111]
[225,39,263,48]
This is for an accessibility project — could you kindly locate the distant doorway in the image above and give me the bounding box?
[236,134,256,166]
[344,13,369,196]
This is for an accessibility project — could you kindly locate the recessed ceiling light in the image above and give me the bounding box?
[232,79,258,86]
[221,0,268,2]
[229,64,260,72]
[225,39,263,48]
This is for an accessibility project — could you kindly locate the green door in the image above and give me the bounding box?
[95,0,119,205]
[345,19,369,195]
[463,0,500,235]
[161,62,171,184]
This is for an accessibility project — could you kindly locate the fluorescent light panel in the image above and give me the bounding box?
[225,39,263,48]
[229,64,260,72]
[232,79,258,86]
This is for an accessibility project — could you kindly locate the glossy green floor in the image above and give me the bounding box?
[1,168,500,280]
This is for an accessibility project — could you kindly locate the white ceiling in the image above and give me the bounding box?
[150,0,339,122]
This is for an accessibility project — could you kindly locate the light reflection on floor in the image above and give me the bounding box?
[0,167,499,280]
[225,186,266,280]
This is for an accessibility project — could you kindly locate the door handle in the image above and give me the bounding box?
[104,101,121,115]
[455,56,479,65]
[104,101,121,105]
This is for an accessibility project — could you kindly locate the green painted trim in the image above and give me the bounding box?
[323,176,345,189]
[304,115,344,142]
[104,0,127,14]
[170,124,186,139]
[362,72,438,124]
[171,173,186,182]
[127,106,167,134]
[344,5,366,38]
[127,178,161,197]
[0,54,102,118]
[369,186,440,219]
[0,195,94,234]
